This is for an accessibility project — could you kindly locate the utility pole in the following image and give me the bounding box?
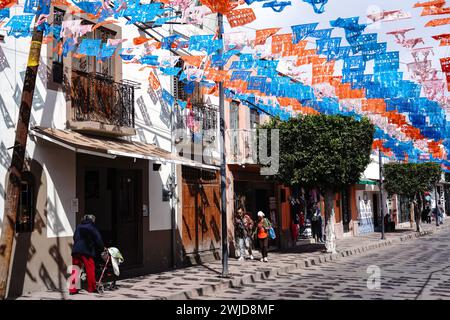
[0,22,44,299]
[169,8,177,270]
[379,149,386,240]
[217,12,229,278]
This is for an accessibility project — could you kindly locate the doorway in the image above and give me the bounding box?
[181,167,221,255]
[84,167,142,269]
[255,189,269,221]
[113,169,142,267]
[373,193,379,230]
[341,187,351,233]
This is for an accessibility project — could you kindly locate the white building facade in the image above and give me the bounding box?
[0,3,220,297]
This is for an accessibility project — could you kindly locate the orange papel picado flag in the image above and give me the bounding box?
[181,55,205,68]
[200,0,239,15]
[425,17,450,27]
[255,28,281,46]
[226,8,256,28]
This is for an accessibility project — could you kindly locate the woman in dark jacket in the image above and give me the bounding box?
[70,215,104,294]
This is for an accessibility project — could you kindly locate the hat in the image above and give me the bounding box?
[257,211,265,217]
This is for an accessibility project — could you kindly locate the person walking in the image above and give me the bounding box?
[423,206,431,224]
[311,203,322,243]
[256,211,271,262]
[243,211,255,260]
[70,214,105,294]
[234,207,247,261]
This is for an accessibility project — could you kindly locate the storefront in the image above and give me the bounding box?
[355,180,380,234]
[229,164,281,251]
[399,195,411,224]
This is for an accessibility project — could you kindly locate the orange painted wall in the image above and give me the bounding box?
[334,192,341,223]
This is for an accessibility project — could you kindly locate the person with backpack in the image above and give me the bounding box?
[255,211,273,262]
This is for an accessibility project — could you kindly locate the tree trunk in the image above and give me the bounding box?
[324,189,336,253]
[414,194,421,233]
[0,27,43,299]
[409,201,415,229]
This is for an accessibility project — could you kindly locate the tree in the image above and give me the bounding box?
[261,114,375,252]
[383,162,441,232]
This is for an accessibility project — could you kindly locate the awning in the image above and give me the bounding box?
[30,127,220,171]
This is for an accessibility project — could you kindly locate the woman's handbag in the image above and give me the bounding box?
[268,226,276,240]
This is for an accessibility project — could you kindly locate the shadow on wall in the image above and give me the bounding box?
[0,45,11,73]
[8,160,70,298]
[0,94,15,129]
[0,142,12,170]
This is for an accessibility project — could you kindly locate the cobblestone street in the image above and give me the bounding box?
[17,221,449,300]
[200,225,450,300]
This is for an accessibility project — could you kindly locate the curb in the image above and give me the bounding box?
[165,225,444,300]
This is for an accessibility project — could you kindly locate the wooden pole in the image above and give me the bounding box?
[0,23,44,299]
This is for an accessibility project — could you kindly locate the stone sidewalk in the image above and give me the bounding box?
[17,221,449,300]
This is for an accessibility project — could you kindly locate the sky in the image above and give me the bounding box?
[224,0,449,95]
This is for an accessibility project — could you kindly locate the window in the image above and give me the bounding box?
[73,23,116,77]
[399,196,410,223]
[230,100,240,157]
[230,100,240,130]
[16,172,35,233]
[52,8,65,64]
[250,108,260,129]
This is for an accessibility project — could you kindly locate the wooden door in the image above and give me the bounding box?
[181,167,221,255]
[114,170,141,267]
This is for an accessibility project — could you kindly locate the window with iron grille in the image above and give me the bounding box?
[52,8,65,64]
[16,172,35,233]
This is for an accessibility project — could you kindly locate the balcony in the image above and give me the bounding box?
[69,70,139,137]
[173,103,220,166]
[226,129,258,165]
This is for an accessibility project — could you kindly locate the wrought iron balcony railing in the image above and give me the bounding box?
[70,70,137,128]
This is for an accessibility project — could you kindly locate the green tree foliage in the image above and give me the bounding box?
[383,163,442,199]
[261,114,374,247]
[383,162,441,232]
[261,114,375,191]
